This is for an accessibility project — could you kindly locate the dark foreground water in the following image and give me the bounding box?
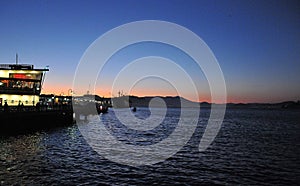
[0,108,299,185]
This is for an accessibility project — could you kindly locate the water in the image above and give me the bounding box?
[0,108,299,185]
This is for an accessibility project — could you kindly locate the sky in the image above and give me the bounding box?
[0,0,299,103]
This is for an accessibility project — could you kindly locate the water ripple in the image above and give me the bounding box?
[0,108,299,185]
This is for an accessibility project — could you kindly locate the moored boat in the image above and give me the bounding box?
[0,60,74,135]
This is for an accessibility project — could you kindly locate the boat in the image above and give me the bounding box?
[131,106,137,112]
[72,94,109,121]
[0,58,74,135]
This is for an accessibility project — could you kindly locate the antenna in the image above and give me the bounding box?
[16,53,18,65]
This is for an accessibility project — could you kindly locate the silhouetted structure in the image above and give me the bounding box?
[0,62,74,135]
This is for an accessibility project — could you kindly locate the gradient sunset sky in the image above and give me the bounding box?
[0,0,299,103]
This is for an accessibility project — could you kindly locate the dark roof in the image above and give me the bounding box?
[0,64,49,71]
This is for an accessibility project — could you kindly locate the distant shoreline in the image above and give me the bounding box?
[110,95,300,110]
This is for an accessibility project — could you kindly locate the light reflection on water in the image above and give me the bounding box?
[0,108,299,185]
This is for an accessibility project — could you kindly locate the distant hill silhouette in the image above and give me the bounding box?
[111,96,300,109]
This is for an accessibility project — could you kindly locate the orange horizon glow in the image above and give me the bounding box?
[41,84,296,104]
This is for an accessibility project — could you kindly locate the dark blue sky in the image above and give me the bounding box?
[0,0,299,103]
